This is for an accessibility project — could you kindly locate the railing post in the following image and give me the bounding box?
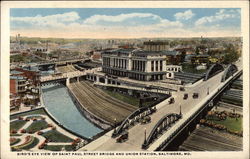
[142,128,147,149]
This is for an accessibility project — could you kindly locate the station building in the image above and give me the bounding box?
[102,48,168,81]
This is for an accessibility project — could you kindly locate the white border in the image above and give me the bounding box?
[1,1,249,159]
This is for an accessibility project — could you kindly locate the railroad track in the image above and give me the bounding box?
[69,81,137,124]
[81,81,136,111]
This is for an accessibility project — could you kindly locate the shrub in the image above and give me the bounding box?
[51,126,56,130]
[74,138,81,143]
[47,123,53,127]
[38,144,44,149]
[199,119,206,124]
[18,116,23,120]
[28,130,33,134]
[37,131,43,135]
[20,129,26,133]
[71,141,77,146]
[11,129,17,134]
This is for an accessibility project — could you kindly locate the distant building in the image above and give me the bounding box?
[166,65,182,72]
[11,68,40,86]
[10,93,21,110]
[10,76,28,95]
[164,51,182,65]
[35,47,48,52]
[191,55,210,65]
[174,47,195,55]
[10,68,40,111]
[143,41,169,52]
[91,51,102,61]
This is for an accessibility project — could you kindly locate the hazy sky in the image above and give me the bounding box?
[10,8,241,39]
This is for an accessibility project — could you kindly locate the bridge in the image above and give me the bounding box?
[86,71,179,94]
[38,57,89,67]
[93,82,172,95]
[79,59,242,151]
[40,68,100,85]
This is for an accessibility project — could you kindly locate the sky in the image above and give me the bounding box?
[10,8,241,39]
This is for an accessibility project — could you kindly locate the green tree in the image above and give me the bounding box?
[195,47,200,55]
[223,45,239,64]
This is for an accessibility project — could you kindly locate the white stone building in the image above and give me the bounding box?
[102,48,168,81]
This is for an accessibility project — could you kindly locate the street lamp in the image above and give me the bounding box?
[207,87,209,95]
[113,118,117,134]
[179,105,182,116]
[144,128,147,145]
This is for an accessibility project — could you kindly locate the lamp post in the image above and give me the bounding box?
[207,87,209,95]
[144,128,147,145]
[113,118,117,134]
[179,105,182,116]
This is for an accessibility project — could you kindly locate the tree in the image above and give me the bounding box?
[180,51,186,63]
[223,45,239,64]
[195,47,200,55]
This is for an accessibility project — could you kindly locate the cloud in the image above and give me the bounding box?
[83,13,183,28]
[83,13,159,24]
[11,12,80,28]
[174,10,195,20]
[11,11,183,34]
[10,10,241,38]
[195,9,240,26]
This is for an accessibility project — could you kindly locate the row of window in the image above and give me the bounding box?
[151,60,163,72]
[166,67,181,72]
[132,60,146,72]
[103,57,128,69]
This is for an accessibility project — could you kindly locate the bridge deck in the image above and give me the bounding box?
[80,59,242,151]
[94,82,171,94]
[57,65,78,73]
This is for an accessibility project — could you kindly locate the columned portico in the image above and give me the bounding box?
[102,48,168,81]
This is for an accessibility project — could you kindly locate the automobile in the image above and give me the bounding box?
[140,116,151,124]
[193,93,199,99]
[179,87,185,91]
[183,93,188,100]
[116,131,128,143]
[168,97,175,104]
[150,106,157,113]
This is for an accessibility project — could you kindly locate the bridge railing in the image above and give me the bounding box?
[204,63,224,81]
[221,64,238,82]
[155,69,242,151]
[112,106,157,138]
[142,113,182,149]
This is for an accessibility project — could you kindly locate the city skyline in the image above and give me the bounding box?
[11,8,241,39]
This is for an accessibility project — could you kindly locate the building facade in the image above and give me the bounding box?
[10,76,28,95]
[102,48,167,81]
[143,41,169,51]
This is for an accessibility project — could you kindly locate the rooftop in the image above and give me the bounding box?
[103,48,136,54]
[10,70,23,75]
[103,48,180,56]
[143,41,169,45]
[10,75,26,80]
[132,50,180,56]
